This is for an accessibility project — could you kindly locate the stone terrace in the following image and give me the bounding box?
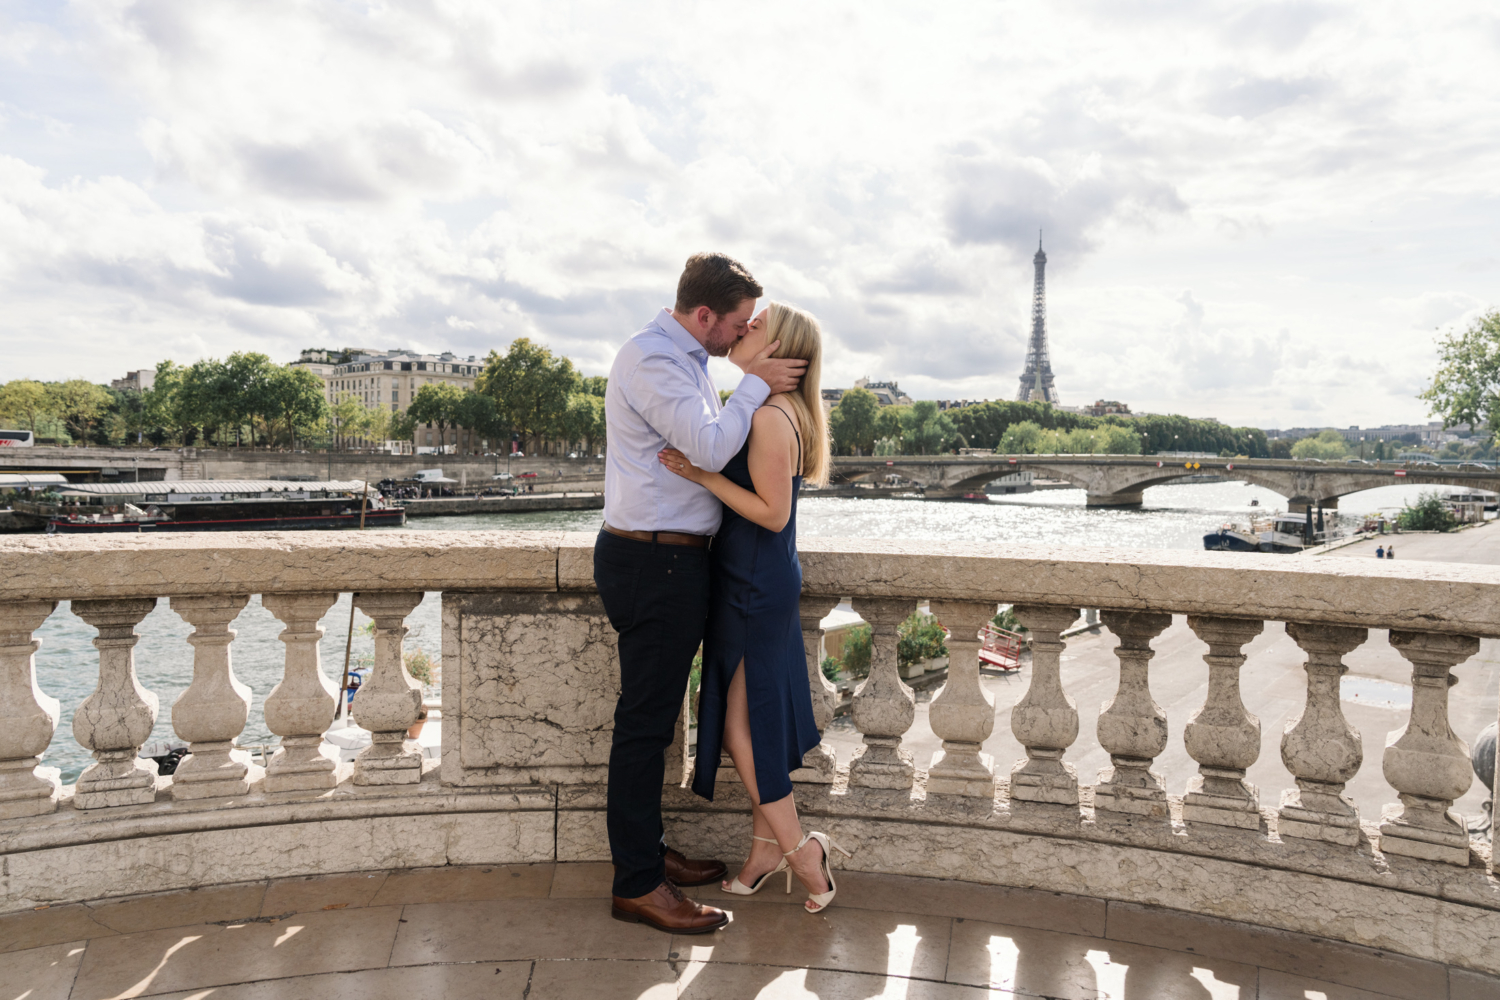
[7,863,1498,999]
[3,531,1500,998]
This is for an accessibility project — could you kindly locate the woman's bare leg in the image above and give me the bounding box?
[722,660,828,902]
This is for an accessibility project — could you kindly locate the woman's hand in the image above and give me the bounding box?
[659,447,706,483]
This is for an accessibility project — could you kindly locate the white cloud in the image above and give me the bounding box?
[0,0,1496,428]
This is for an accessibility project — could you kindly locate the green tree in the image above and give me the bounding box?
[110,387,151,445]
[1290,429,1348,460]
[899,400,961,455]
[1397,491,1458,531]
[262,365,329,449]
[329,392,367,449]
[222,352,280,446]
[476,338,582,453]
[0,380,53,435]
[561,392,606,454]
[390,408,418,443]
[46,380,112,447]
[829,388,879,455]
[454,390,505,453]
[874,405,904,445]
[581,376,608,397]
[999,420,1043,453]
[1421,310,1500,432]
[142,362,188,444]
[408,382,465,451]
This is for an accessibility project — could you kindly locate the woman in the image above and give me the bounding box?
[658,301,850,913]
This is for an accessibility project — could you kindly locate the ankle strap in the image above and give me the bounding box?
[752,835,779,844]
[782,833,811,857]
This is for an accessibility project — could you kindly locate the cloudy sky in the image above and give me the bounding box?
[2,1,1497,429]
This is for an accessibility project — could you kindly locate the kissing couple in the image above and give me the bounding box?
[594,252,849,934]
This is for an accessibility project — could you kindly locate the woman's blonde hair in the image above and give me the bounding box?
[764,301,830,487]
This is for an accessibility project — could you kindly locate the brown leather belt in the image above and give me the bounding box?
[603,523,711,548]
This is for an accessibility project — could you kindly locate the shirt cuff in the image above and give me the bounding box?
[733,374,772,406]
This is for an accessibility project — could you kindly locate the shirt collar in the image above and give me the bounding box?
[655,307,709,362]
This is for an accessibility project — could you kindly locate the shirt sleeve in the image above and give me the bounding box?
[626,353,771,473]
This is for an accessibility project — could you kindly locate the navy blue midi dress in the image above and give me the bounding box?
[692,408,821,803]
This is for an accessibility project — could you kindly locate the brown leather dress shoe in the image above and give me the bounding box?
[612,879,729,934]
[663,847,727,887]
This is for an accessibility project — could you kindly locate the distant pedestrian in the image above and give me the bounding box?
[1387,544,1395,559]
[1375,545,1385,559]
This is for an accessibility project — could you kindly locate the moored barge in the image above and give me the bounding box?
[36,480,405,533]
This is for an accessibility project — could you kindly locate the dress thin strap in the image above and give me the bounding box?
[771,404,803,474]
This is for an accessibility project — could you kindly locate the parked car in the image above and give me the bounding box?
[491,473,514,481]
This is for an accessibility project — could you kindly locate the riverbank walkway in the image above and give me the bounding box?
[7,861,1491,999]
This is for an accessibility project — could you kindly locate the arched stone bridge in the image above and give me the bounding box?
[830,454,1500,507]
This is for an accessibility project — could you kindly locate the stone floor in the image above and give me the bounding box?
[2,862,1496,999]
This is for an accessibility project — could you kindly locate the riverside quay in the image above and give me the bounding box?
[1,531,1498,998]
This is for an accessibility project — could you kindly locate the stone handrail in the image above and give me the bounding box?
[1,531,1498,975]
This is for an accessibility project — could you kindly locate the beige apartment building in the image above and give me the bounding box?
[294,348,485,451]
[300,349,483,410]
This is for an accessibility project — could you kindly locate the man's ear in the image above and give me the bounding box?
[694,305,716,331]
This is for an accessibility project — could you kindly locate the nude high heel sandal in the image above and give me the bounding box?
[722,835,789,895]
[785,831,852,913]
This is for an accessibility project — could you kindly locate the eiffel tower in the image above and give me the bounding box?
[1015,233,1059,404]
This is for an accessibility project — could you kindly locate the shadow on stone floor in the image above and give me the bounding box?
[1,862,1495,999]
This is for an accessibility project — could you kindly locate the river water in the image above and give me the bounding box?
[31,481,1438,782]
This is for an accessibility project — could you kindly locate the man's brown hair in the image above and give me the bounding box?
[674,252,763,317]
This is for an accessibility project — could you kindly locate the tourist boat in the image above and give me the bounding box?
[39,480,405,533]
[1203,511,1346,554]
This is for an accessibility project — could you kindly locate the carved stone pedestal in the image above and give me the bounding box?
[262,593,342,793]
[927,600,998,799]
[1093,611,1172,820]
[169,595,261,800]
[0,601,62,819]
[1277,623,1367,847]
[71,599,161,810]
[1182,616,1265,832]
[1379,631,1480,865]
[847,598,916,792]
[1009,606,1081,811]
[351,592,425,786]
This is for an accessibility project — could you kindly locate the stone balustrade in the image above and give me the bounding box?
[1,531,1499,977]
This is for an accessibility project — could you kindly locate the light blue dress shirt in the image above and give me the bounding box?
[603,308,770,535]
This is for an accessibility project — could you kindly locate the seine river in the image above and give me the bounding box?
[31,481,1436,782]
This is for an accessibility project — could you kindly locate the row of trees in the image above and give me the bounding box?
[0,338,610,455]
[825,390,1268,457]
[0,379,151,447]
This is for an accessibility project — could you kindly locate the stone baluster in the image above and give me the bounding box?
[926,600,999,799]
[167,595,258,799]
[1379,631,1481,865]
[71,598,161,809]
[1093,611,1172,819]
[1009,605,1081,809]
[1182,616,1265,830]
[847,597,917,791]
[791,595,841,783]
[0,601,62,818]
[351,592,425,785]
[261,593,342,792]
[1277,623,1367,845]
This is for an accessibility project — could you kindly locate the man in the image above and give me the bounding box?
[597,253,807,933]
